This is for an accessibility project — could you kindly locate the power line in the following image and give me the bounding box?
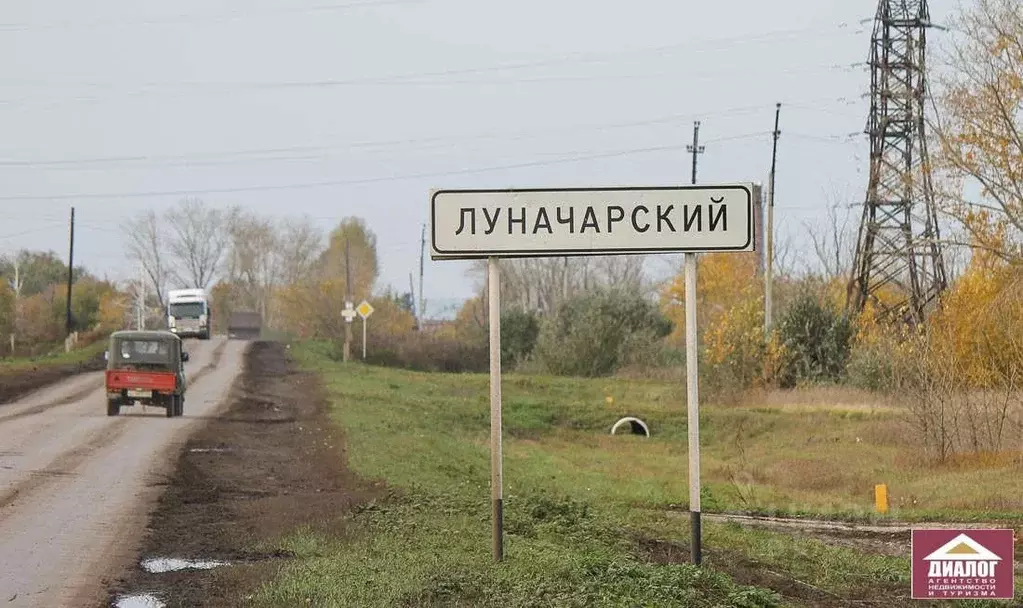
[0,0,425,32]
[0,62,862,108]
[2,60,860,96]
[0,135,772,202]
[0,22,862,101]
[0,105,775,168]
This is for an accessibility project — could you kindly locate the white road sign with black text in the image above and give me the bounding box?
[431,185,754,259]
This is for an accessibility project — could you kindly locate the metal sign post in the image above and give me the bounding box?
[487,257,504,561]
[429,184,754,564]
[684,252,702,565]
[357,301,374,360]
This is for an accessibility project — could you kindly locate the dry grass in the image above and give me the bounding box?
[743,385,897,413]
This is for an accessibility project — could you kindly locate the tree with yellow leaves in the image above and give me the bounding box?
[932,0,1023,263]
[661,252,769,390]
[661,251,760,344]
[275,217,378,340]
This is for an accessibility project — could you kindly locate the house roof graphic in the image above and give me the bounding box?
[924,534,1002,562]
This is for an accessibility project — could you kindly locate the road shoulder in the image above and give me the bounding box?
[0,348,105,405]
[105,341,373,607]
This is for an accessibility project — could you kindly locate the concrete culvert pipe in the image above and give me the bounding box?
[610,417,649,437]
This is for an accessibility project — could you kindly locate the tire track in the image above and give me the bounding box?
[0,419,129,512]
[0,341,229,517]
[190,339,228,386]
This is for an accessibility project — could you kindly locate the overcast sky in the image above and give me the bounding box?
[0,0,962,314]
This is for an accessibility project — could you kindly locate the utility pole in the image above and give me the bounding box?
[10,258,20,353]
[686,121,705,185]
[344,238,352,362]
[765,103,781,333]
[409,272,418,329]
[65,207,75,337]
[418,224,426,322]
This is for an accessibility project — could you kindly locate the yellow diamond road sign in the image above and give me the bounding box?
[357,300,374,319]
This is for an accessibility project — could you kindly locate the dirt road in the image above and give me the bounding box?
[0,337,247,608]
[107,341,371,608]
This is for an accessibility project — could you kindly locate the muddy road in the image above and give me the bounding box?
[0,337,247,608]
[106,341,371,608]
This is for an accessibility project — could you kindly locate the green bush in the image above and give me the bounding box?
[536,290,672,377]
[845,339,892,391]
[775,293,853,388]
[501,309,540,368]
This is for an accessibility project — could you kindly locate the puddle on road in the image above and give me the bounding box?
[114,593,165,608]
[140,557,230,573]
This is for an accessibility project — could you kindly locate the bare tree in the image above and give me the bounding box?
[277,216,322,284]
[164,198,236,289]
[592,255,648,294]
[225,212,278,319]
[223,213,321,327]
[124,210,171,309]
[468,254,651,314]
[804,191,855,280]
[772,232,800,281]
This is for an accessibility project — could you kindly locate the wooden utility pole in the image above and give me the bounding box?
[344,238,352,362]
[409,272,418,329]
[418,224,426,321]
[765,103,781,333]
[65,207,75,337]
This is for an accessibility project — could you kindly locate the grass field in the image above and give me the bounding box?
[251,342,1021,607]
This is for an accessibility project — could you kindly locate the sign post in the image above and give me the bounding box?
[685,252,701,565]
[357,300,374,360]
[430,185,754,564]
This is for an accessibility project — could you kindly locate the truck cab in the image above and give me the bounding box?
[167,288,212,340]
[105,330,188,418]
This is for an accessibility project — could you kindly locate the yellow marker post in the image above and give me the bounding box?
[874,484,889,514]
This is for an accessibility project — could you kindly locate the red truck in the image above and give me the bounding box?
[104,330,189,418]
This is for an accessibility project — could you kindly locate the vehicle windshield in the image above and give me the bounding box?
[112,338,175,369]
[169,302,205,318]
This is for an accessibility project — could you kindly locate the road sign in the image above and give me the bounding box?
[341,309,356,323]
[431,184,754,259]
[357,300,374,319]
[430,181,754,565]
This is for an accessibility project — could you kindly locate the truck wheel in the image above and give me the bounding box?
[175,395,184,417]
[107,400,120,416]
[166,397,176,418]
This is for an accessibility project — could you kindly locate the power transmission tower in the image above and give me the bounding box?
[848,0,947,324]
[686,121,704,185]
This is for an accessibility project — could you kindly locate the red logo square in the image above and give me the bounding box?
[912,529,1015,600]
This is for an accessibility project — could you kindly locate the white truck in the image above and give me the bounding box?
[166,289,212,340]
